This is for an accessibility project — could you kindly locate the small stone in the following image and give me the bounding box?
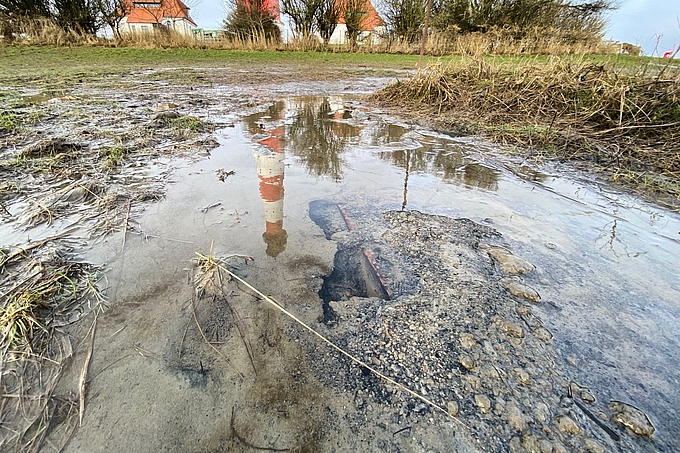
[609,401,655,436]
[556,415,580,434]
[459,333,477,349]
[521,433,540,452]
[459,353,475,370]
[370,356,381,366]
[508,437,522,453]
[552,442,569,453]
[447,401,459,416]
[533,327,553,342]
[533,402,549,423]
[514,368,531,385]
[506,402,525,431]
[583,438,605,453]
[580,388,596,404]
[497,320,525,338]
[502,278,541,303]
[475,394,492,414]
[487,247,536,275]
[538,438,553,453]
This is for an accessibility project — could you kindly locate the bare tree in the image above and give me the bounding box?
[381,0,425,42]
[315,0,338,43]
[343,0,366,47]
[281,0,320,37]
[224,0,281,42]
[96,0,128,37]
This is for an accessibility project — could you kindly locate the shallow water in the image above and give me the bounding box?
[7,90,677,451]
[221,95,680,447]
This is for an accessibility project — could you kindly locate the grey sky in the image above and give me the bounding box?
[190,0,680,56]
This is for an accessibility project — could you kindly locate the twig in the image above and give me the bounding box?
[121,199,131,253]
[211,259,469,430]
[0,227,78,268]
[79,312,97,427]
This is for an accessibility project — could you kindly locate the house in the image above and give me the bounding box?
[329,0,385,45]
[120,0,197,36]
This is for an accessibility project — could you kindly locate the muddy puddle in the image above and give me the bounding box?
[2,88,679,452]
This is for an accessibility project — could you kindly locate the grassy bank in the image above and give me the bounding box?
[375,57,680,204]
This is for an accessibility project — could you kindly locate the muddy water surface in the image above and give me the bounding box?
[5,89,678,452]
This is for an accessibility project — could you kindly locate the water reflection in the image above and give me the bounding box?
[379,148,500,191]
[246,103,288,258]
[286,96,360,181]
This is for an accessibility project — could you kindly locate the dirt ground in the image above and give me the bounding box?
[0,61,676,452]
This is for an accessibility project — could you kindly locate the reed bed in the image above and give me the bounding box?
[375,57,680,200]
[1,17,617,56]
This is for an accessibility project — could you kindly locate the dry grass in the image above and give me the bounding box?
[0,241,105,451]
[375,56,680,201]
[2,17,618,57]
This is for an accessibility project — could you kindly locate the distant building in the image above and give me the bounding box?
[329,0,385,45]
[120,0,197,36]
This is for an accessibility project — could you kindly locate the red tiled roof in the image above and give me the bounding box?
[123,0,196,26]
[335,0,385,30]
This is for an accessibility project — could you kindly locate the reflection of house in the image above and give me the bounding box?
[329,0,386,45]
[120,0,197,35]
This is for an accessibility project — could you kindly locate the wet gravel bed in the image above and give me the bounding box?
[312,209,660,452]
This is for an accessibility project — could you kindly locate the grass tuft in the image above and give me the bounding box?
[375,56,680,200]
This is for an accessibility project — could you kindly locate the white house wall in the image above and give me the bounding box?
[120,17,194,36]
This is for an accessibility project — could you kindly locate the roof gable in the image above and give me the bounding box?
[335,0,385,30]
[123,0,196,26]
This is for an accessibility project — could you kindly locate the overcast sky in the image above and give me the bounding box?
[189,0,680,56]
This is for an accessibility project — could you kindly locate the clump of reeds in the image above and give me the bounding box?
[375,56,680,199]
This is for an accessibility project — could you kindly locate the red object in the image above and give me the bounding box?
[663,51,674,58]
[123,0,196,26]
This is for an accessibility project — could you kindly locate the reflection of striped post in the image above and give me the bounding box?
[257,126,287,257]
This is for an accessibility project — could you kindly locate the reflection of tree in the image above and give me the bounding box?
[380,147,500,191]
[243,101,287,134]
[368,123,408,146]
[286,98,350,181]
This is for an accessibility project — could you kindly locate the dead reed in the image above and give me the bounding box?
[1,17,617,57]
[375,56,680,200]
[0,240,105,451]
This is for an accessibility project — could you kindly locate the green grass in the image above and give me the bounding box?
[0,46,432,88]
[0,112,19,132]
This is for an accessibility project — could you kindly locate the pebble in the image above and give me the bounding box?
[475,394,492,414]
[502,278,541,303]
[486,247,536,275]
[497,320,525,338]
[609,400,655,436]
[506,402,525,430]
[532,327,553,342]
[583,438,605,453]
[459,353,476,370]
[514,368,531,385]
[556,415,580,434]
[459,333,477,349]
[447,401,459,416]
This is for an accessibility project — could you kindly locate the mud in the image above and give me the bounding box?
[1,67,679,453]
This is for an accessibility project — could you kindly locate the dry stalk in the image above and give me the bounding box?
[78,312,97,427]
